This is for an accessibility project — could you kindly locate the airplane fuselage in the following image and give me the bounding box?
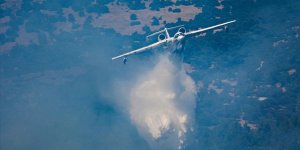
[164,33,186,54]
[153,33,186,62]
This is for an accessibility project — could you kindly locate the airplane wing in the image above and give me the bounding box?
[112,39,167,60]
[185,20,236,36]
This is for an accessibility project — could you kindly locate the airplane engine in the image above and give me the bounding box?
[178,27,186,34]
[158,34,166,41]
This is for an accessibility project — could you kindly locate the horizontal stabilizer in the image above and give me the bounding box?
[147,25,184,38]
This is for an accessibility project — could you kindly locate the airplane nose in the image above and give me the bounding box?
[177,35,183,40]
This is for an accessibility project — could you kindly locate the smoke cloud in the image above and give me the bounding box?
[128,53,197,149]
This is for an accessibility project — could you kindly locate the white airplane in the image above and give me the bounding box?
[112,20,236,64]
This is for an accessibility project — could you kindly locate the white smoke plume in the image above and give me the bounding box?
[129,53,197,149]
